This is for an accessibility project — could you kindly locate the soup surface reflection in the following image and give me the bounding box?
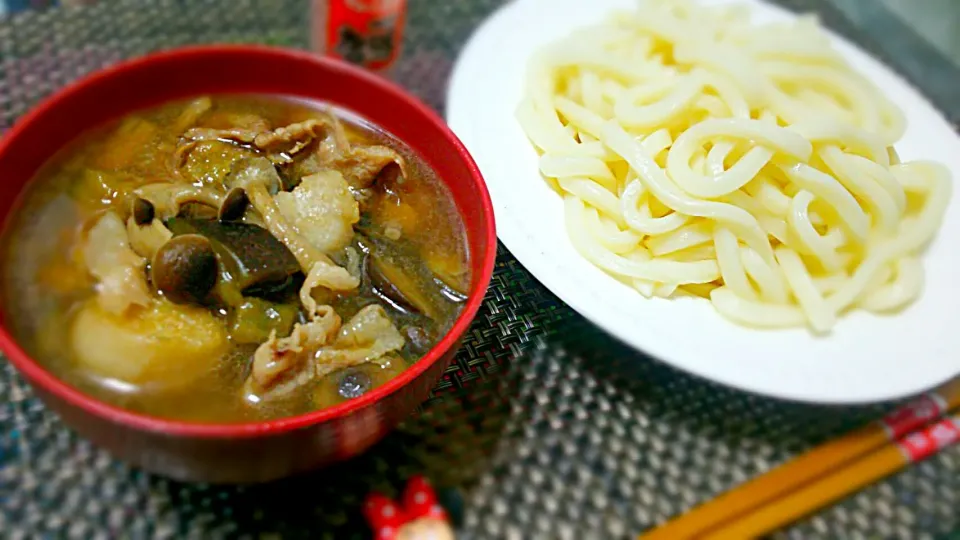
[2,95,470,422]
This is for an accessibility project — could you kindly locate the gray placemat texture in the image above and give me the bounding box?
[1,0,959,538]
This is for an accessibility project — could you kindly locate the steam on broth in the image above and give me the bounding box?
[2,95,470,423]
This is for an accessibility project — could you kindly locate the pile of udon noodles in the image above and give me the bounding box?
[80,99,408,402]
[517,0,952,333]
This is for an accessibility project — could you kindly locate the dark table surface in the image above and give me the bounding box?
[1,0,959,538]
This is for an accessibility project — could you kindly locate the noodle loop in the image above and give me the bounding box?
[517,0,952,333]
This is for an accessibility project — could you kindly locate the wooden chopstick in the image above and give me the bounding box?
[701,412,960,539]
[641,379,960,539]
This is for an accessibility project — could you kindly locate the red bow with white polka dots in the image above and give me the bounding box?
[363,475,454,540]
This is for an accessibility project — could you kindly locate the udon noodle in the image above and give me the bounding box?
[516,0,952,333]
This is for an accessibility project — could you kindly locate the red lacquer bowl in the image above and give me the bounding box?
[0,45,496,484]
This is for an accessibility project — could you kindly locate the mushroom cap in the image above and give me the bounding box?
[218,187,249,222]
[165,218,301,301]
[151,234,219,305]
[132,198,156,225]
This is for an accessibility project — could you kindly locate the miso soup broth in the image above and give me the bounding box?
[2,95,470,423]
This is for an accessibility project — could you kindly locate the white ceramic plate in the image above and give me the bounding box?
[446,0,960,403]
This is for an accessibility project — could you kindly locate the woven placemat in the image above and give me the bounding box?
[1,1,959,538]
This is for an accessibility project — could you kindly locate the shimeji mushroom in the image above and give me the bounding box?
[72,211,229,390]
[150,234,219,305]
[134,183,225,220]
[125,198,173,260]
[126,183,251,260]
[218,188,249,221]
[163,217,302,304]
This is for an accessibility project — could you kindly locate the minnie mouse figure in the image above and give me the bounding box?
[364,476,456,540]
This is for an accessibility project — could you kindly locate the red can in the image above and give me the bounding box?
[312,0,407,72]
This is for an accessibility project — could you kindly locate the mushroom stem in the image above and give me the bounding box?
[126,217,173,260]
[126,197,173,259]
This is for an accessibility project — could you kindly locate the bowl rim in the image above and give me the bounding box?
[0,44,497,439]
